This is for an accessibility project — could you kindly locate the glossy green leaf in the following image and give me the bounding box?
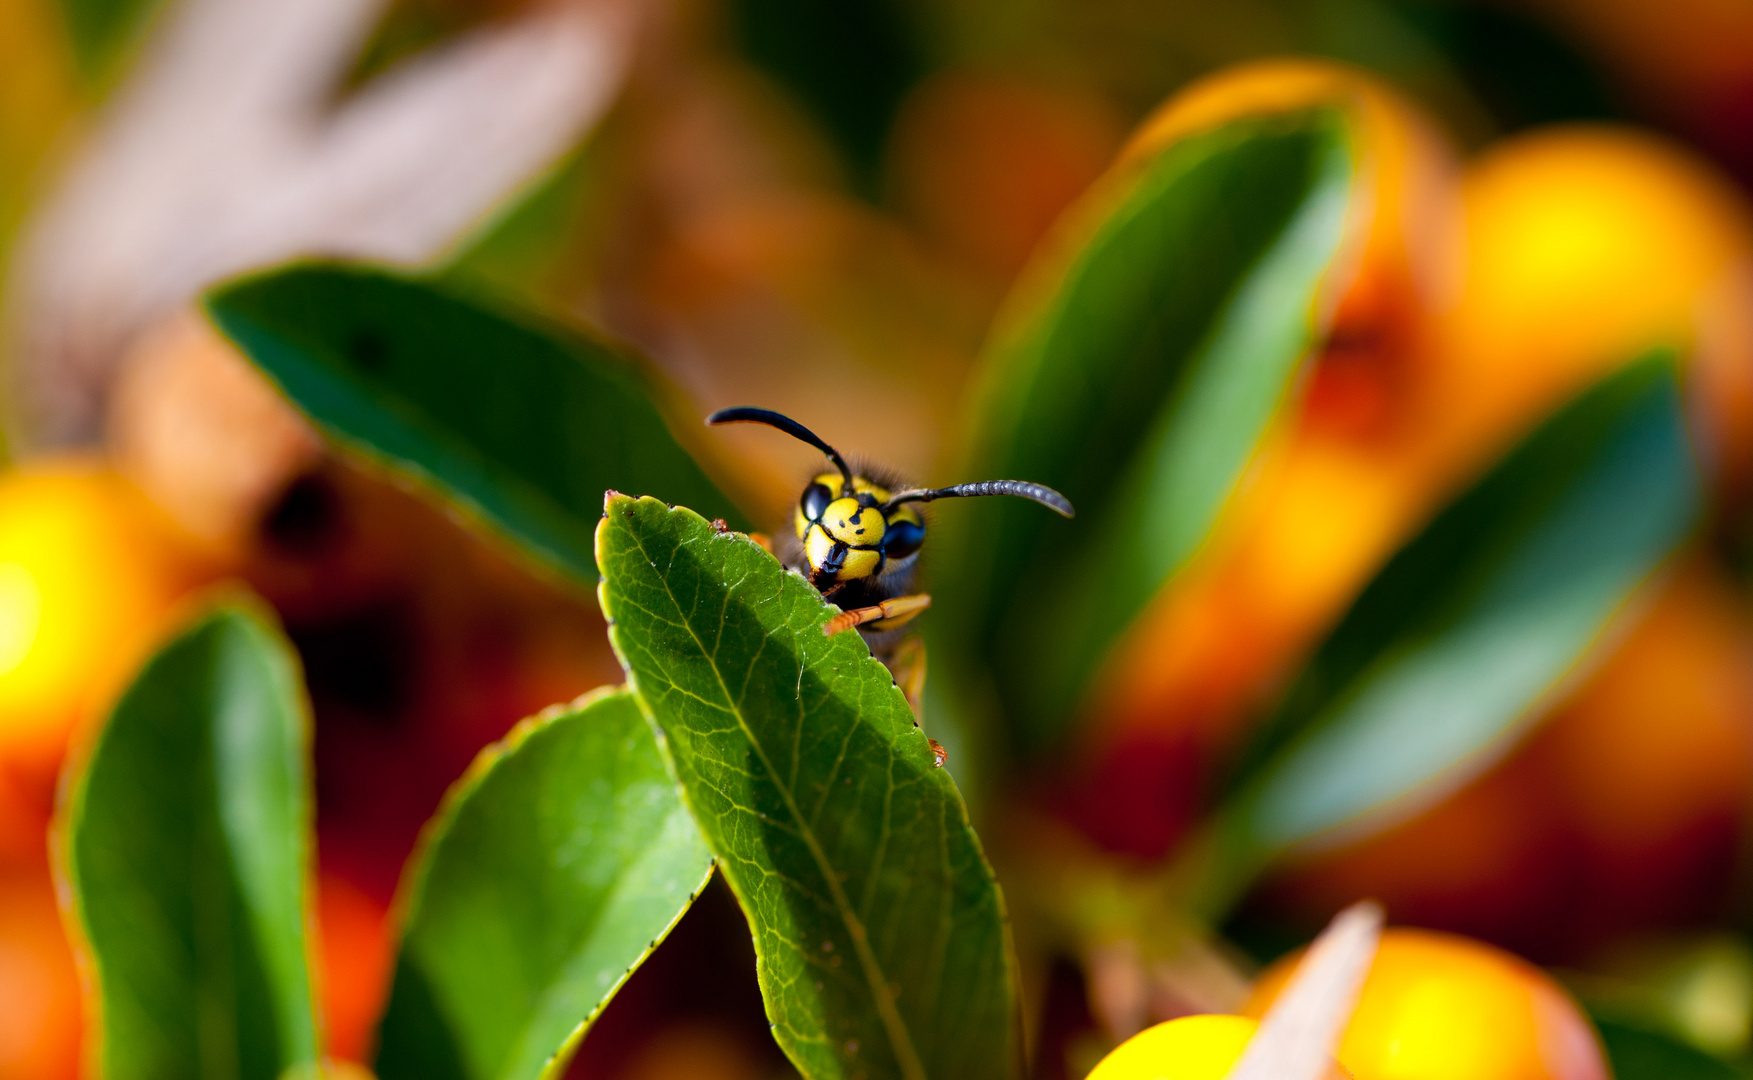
[375,687,714,1080]
[60,0,163,85]
[204,262,743,588]
[1197,355,1699,911]
[935,108,1355,752]
[596,495,1019,1080]
[61,604,318,1080]
[1595,1018,1747,1080]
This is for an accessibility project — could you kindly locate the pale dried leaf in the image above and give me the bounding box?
[1225,900,1382,1080]
[10,0,635,446]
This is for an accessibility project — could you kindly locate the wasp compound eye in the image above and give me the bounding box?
[881,518,924,561]
[800,482,834,522]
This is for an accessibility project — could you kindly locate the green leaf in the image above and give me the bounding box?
[60,0,163,86]
[204,262,744,588]
[596,495,1019,1080]
[374,687,715,1080]
[728,0,926,196]
[61,603,318,1080]
[1595,1017,1747,1080]
[1195,355,1700,911]
[935,108,1356,752]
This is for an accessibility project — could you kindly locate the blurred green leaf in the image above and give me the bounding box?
[936,108,1354,753]
[61,603,318,1080]
[59,0,162,86]
[442,144,603,301]
[1595,1017,1747,1080]
[596,495,1019,1080]
[1196,355,1699,910]
[730,0,925,196]
[205,262,743,590]
[375,687,714,1080]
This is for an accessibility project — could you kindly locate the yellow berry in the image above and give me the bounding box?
[1087,1014,1350,1080]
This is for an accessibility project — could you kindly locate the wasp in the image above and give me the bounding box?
[708,407,1073,762]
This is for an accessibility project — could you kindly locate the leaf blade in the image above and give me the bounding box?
[596,495,1019,1080]
[1201,355,1701,906]
[937,108,1356,750]
[60,603,318,1080]
[204,262,743,588]
[374,687,714,1080]
[1593,1018,1747,1080]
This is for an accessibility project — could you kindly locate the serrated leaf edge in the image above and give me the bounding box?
[595,493,940,1080]
[383,683,715,1078]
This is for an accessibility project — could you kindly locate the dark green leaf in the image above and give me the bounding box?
[375,687,714,1080]
[935,108,1355,752]
[61,604,318,1080]
[60,0,163,85]
[729,0,925,195]
[596,495,1019,1080]
[1595,1017,1747,1080]
[1197,355,1700,911]
[204,262,743,588]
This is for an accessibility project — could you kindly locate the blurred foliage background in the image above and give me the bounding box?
[8,0,1753,1077]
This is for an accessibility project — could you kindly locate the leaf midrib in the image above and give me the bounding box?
[627,522,927,1080]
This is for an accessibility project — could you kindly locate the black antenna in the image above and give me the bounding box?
[884,480,1074,518]
[707,407,855,492]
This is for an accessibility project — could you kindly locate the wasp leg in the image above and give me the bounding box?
[885,635,928,716]
[822,593,932,637]
[875,637,946,767]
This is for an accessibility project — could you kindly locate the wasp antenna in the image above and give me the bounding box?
[707,406,855,491]
[884,480,1074,518]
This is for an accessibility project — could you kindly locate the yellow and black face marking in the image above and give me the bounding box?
[792,472,926,590]
[706,406,1074,639]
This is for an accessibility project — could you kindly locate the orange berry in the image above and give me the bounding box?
[1432,126,1753,492]
[1246,930,1608,1080]
[315,871,391,1064]
[0,858,82,1079]
[1087,1015,1350,1080]
[0,458,214,785]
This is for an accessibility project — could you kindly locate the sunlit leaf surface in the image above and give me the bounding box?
[937,108,1355,751]
[61,604,318,1080]
[1201,356,1699,907]
[597,495,1018,1080]
[205,262,743,588]
[375,688,714,1080]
